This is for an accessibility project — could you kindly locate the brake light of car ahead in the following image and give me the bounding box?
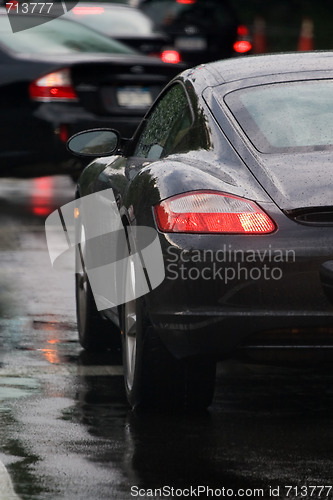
[233,40,252,54]
[233,25,252,54]
[161,49,181,64]
[29,69,78,102]
[154,191,276,234]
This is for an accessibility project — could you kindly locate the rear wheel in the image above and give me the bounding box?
[122,295,216,410]
[76,221,120,352]
[121,225,216,410]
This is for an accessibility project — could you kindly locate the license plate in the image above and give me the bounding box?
[175,36,207,51]
[117,87,153,108]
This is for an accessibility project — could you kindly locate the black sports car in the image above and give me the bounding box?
[66,51,333,410]
[0,10,181,176]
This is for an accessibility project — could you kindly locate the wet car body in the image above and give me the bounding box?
[71,52,333,409]
[0,11,181,176]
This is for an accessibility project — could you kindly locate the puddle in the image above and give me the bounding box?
[33,319,77,332]
[0,377,40,402]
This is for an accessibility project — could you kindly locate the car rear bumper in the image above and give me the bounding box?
[152,308,333,359]
[145,220,333,360]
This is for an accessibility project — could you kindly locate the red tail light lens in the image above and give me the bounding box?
[154,191,276,234]
[161,50,181,64]
[29,69,78,102]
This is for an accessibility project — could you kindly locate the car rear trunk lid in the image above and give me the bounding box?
[251,150,333,215]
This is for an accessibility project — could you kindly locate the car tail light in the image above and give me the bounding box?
[154,191,276,234]
[234,25,252,54]
[161,49,181,64]
[29,69,78,102]
[233,40,252,54]
[237,25,249,37]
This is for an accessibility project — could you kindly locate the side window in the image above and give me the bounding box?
[133,83,193,160]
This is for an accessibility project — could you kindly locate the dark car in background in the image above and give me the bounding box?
[63,2,182,64]
[139,0,252,65]
[0,10,181,176]
[66,51,333,410]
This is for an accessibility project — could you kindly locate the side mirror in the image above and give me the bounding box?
[67,128,120,157]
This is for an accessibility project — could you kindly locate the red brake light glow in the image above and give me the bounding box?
[29,69,78,102]
[237,25,249,36]
[176,0,196,3]
[233,40,252,54]
[58,124,69,143]
[154,191,276,234]
[161,49,181,64]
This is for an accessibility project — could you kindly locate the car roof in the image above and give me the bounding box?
[188,51,333,87]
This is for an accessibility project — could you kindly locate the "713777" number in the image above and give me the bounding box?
[6,3,54,14]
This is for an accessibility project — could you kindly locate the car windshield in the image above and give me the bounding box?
[0,14,136,54]
[65,5,156,36]
[224,81,333,153]
[140,0,235,29]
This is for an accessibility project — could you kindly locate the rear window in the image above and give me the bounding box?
[224,81,333,153]
[0,14,136,54]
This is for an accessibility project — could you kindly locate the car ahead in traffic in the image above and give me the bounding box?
[62,2,182,64]
[139,0,252,65]
[66,51,333,410]
[0,10,181,176]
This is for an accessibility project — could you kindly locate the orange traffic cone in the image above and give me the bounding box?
[252,16,267,54]
[297,17,314,51]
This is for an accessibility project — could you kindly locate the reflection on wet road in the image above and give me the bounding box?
[0,176,333,499]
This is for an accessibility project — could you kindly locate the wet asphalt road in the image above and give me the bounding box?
[1,176,333,500]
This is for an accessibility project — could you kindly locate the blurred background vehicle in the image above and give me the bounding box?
[0,10,182,177]
[62,2,182,64]
[139,0,252,65]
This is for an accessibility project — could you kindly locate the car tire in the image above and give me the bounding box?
[122,294,216,410]
[75,219,120,352]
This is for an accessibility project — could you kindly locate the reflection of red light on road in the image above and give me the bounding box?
[31,177,55,217]
[47,338,61,344]
[40,336,62,364]
[39,348,61,364]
